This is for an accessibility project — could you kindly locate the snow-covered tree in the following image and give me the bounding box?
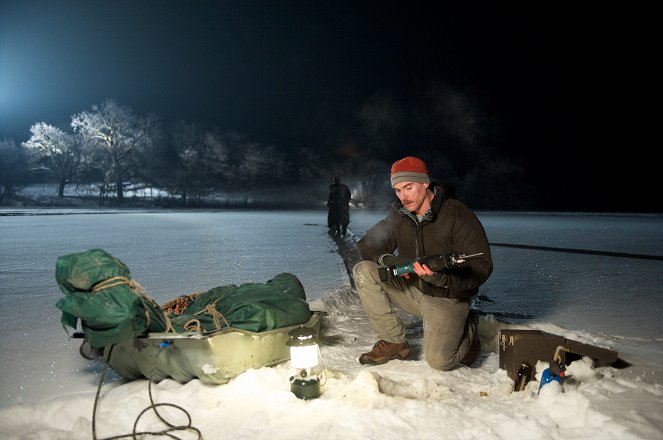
[294,147,327,182]
[22,123,81,197]
[0,139,29,203]
[199,129,230,185]
[162,122,231,203]
[237,143,288,187]
[71,99,159,204]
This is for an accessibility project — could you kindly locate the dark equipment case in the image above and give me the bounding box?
[498,329,619,382]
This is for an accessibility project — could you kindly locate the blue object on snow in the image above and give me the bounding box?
[538,367,562,393]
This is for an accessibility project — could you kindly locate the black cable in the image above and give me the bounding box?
[91,342,202,440]
[490,242,663,261]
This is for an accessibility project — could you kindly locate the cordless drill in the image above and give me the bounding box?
[378,252,484,282]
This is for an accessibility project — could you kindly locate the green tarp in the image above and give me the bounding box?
[55,249,312,348]
[168,272,312,333]
[55,249,167,348]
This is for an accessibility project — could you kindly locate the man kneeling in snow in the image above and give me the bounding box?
[353,156,493,370]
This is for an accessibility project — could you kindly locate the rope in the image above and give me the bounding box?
[162,315,175,334]
[92,344,202,440]
[161,292,201,314]
[91,276,176,334]
[183,319,201,333]
[91,276,145,294]
[194,300,231,331]
[92,278,232,334]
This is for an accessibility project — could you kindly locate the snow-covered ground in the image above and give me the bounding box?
[0,208,662,439]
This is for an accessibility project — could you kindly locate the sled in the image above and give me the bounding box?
[55,248,321,385]
[104,311,322,384]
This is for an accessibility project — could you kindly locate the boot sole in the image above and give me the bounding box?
[359,349,411,365]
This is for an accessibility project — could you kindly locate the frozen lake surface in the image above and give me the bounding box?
[1,208,662,413]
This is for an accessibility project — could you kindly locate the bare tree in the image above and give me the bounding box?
[294,147,327,182]
[71,99,159,204]
[198,129,231,188]
[161,122,231,204]
[0,139,29,203]
[173,123,211,203]
[22,123,81,197]
[343,157,392,208]
[237,143,288,187]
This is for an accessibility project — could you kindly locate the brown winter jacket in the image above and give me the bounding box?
[356,184,493,300]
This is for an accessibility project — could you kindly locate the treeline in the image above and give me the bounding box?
[0,100,389,207]
[1,97,535,210]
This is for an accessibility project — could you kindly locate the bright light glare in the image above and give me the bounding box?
[290,345,318,369]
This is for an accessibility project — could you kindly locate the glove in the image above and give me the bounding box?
[418,253,455,287]
[420,252,461,271]
[420,271,449,287]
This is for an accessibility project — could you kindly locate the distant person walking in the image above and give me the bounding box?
[327,176,352,237]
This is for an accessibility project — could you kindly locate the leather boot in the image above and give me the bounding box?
[460,311,481,365]
[359,340,411,365]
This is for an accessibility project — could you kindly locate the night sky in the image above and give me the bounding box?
[0,1,659,212]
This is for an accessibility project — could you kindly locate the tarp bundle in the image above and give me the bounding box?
[55,249,312,348]
[167,273,312,333]
[55,249,167,348]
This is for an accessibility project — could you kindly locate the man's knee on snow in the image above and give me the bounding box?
[425,351,457,371]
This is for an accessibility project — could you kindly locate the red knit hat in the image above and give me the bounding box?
[390,156,430,187]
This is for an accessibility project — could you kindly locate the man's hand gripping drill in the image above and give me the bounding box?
[378,252,484,282]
